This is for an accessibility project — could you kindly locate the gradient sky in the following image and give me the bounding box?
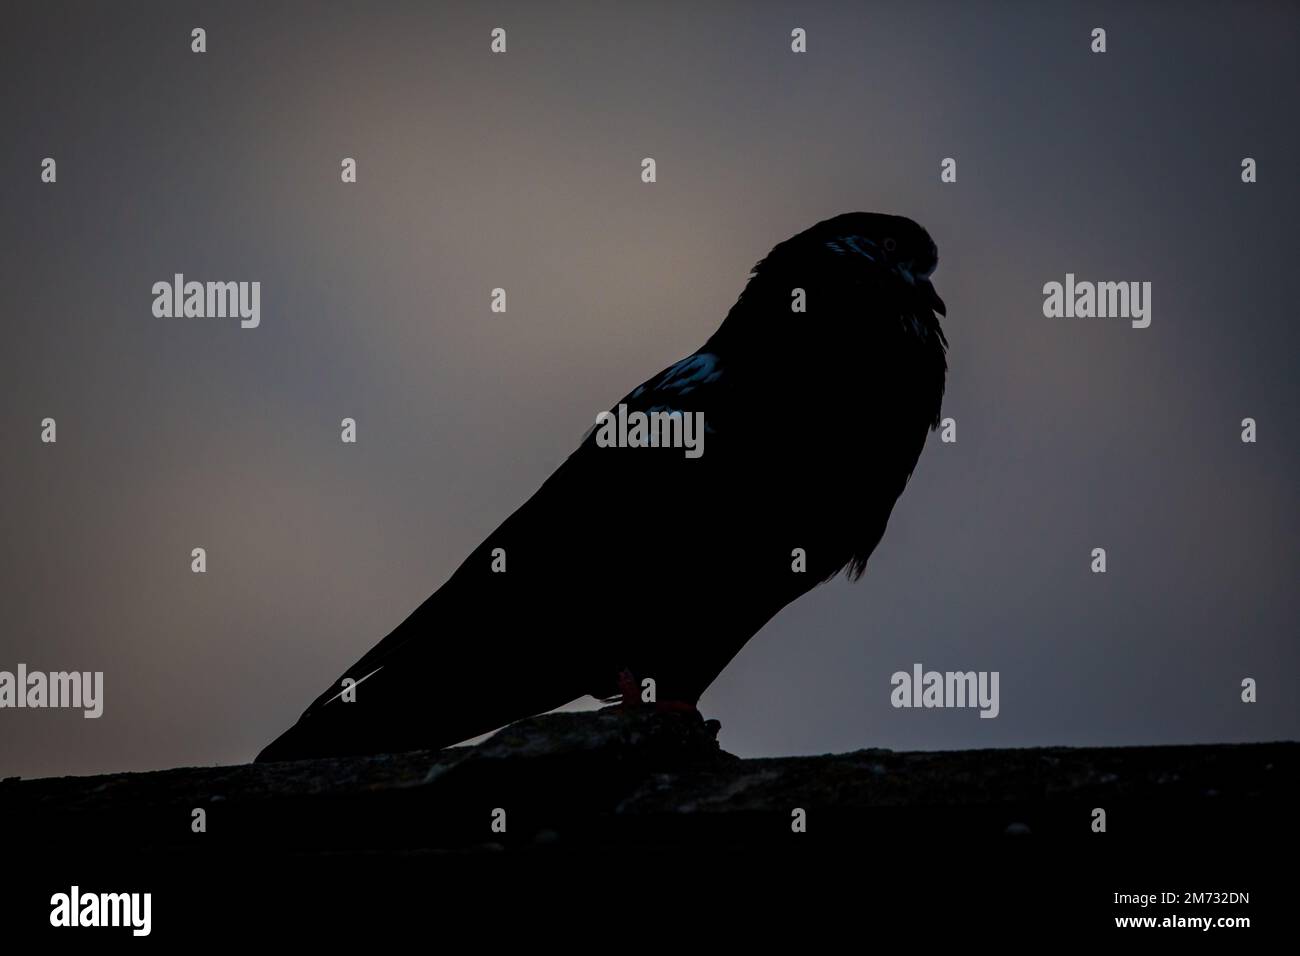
[2,1,1297,779]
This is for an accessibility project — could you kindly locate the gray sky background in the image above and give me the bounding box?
[2,1,1297,779]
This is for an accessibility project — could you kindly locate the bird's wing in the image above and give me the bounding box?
[266,351,734,756]
[577,350,727,443]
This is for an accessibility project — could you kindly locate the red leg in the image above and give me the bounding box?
[616,668,639,707]
[610,669,701,715]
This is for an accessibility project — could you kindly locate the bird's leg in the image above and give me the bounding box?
[616,668,639,707]
[613,668,700,715]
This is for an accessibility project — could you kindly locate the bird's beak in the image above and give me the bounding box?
[920,278,946,316]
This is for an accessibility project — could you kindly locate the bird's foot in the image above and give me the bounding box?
[610,668,699,714]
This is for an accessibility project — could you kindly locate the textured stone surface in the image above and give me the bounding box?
[2,708,1294,856]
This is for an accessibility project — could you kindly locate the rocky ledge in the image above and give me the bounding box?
[3,708,1294,857]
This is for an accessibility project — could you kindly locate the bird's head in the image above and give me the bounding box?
[763,211,945,316]
[707,211,949,366]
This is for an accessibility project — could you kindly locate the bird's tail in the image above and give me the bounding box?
[255,631,582,763]
[255,674,569,762]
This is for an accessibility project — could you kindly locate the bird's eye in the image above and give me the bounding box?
[883,237,896,252]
